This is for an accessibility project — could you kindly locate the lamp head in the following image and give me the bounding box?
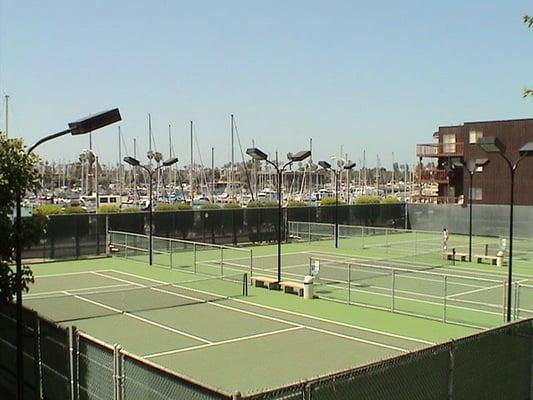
[288,150,311,162]
[123,156,140,167]
[318,161,332,170]
[163,157,179,167]
[478,136,505,154]
[519,142,533,157]
[68,108,121,135]
[344,162,356,170]
[246,147,268,161]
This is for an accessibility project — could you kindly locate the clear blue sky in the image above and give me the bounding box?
[1,0,532,168]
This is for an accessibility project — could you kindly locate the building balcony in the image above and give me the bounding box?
[416,142,464,158]
[417,168,449,184]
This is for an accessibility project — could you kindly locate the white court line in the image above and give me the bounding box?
[144,326,303,359]
[25,283,133,298]
[61,289,213,345]
[107,269,431,349]
[33,269,114,278]
[103,270,410,353]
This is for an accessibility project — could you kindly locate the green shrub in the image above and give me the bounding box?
[63,206,85,214]
[381,196,400,204]
[96,204,120,214]
[246,201,264,208]
[154,203,192,211]
[320,196,344,206]
[287,201,307,207]
[262,201,278,208]
[121,207,142,213]
[223,202,242,209]
[200,203,221,210]
[33,204,63,215]
[353,195,381,205]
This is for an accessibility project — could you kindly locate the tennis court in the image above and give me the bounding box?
[23,257,445,396]
[109,227,533,330]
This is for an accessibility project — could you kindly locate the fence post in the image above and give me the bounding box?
[113,344,124,400]
[68,326,77,400]
[448,342,455,400]
[443,276,448,323]
[34,314,43,399]
[105,216,110,257]
[250,249,253,280]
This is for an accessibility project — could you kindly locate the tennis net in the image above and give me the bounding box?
[23,273,248,323]
[109,230,253,277]
[309,256,506,328]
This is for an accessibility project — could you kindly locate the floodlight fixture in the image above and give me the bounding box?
[163,157,179,167]
[519,142,533,157]
[289,150,311,162]
[478,136,505,154]
[123,156,140,166]
[246,147,268,161]
[68,108,121,135]
[318,161,332,170]
[344,162,356,170]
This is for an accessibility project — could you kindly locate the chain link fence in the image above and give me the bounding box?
[22,205,405,263]
[1,302,532,399]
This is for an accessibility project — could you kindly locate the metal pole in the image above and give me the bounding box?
[277,167,282,282]
[507,168,515,322]
[16,191,23,400]
[149,171,153,266]
[335,171,339,248]
[468,171,473,262]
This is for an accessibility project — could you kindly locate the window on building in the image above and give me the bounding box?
[469,130,483,144]
[443,134,456,153]
[475,166,484,173]
[470,187,482,201]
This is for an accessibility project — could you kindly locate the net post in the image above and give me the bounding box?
[391,269,395,312]
[220,247,224,277]
[361,226,365,249]
[385,228,389,247]
[124,233,128,259]
[347,263,351,305]
[308,222,311,242]
[452,248,456,266]
[193,243,197,273]
[169,239,173,270]
[249,249,253,280]
[391,268,396,312]
[243,273,248,296]
[443,275,448,323]
[485,243,489,256]
[514,282,520,320]
[503,280,508,323]
[68,326,77,400]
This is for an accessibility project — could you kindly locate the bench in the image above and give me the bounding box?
[251,276,280,290]
[443,251,468,262]
[279,281,305,296]
[475,254,503,266]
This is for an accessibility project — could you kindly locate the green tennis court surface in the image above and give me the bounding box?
[25,257,476,396]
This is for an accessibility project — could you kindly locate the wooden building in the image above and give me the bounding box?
[416,118,533,205]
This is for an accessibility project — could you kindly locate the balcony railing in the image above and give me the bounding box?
[411,195,458,204]
[416,142,464,158]
[417,168,449,184]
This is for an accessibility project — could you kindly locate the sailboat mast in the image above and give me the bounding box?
[118,126,122,196]
[231,114,234,200]
[4,95,8,138]
[148,114,152,167]
[211,147,215,202]
[190,121,194,200]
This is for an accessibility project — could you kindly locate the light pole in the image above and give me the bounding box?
[318,160,356,248]
[246,148,311,282]
[452,158,489,262]
[123,156,178,266]
[82,149,99,209]
[478,137,533,322]
[16,108,121,400]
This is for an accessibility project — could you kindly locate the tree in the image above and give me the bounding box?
[524,15,533,97]
[0,137,45,303]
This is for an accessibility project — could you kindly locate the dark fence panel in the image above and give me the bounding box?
[22,205,404,261]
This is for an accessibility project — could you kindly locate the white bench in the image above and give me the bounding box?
[443,251,468,262]
[279,281,305,296]
[475,254,503,266]
[251,276,279,290]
